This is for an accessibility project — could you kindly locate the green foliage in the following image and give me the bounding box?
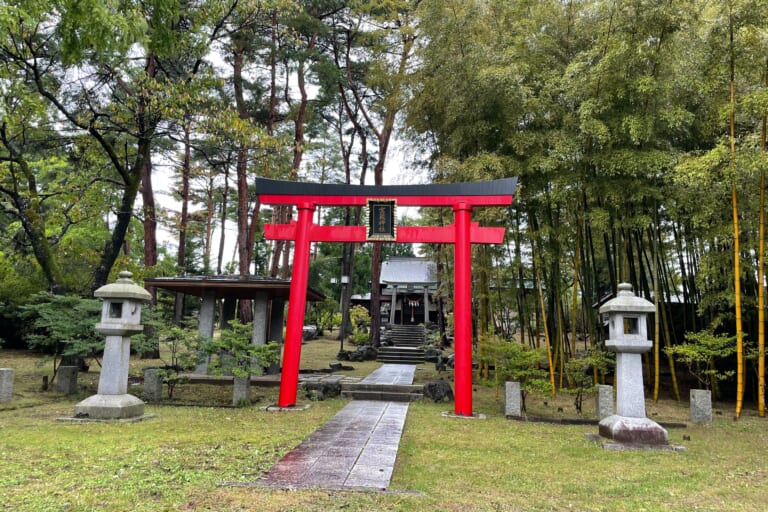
[20,292,102,375]
[480,333,549,394]
[563,348,612,414]
[665,330,737,391]
[201,320,280,378]
[308,297,338,336]
[157,325,205,399]
[348,305,371,346]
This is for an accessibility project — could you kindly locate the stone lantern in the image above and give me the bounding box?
[74,271,152,420]
[598,283,668,445]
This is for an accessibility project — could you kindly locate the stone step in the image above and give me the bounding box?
[377,356,425,364]
[340,382,423,402]
[378,346,425,354]
[341,383,423,393]
[389,341,425,348]
[340,390,423,402]
[377,349,425,364]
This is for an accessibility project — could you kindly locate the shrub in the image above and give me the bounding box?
[201,320,280,378]
[348,305,371,346]
[480,333,550,411]
[563,348,612,414]
[665,329,736,395]
[21,292,102,379]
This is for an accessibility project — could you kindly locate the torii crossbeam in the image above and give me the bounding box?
[257,177,517,416]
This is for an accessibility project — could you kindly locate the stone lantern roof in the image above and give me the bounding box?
[94,271,153,302]
[598,283,655,314]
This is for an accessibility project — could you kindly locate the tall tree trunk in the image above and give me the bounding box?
[729,5,744,418]
[217,168,229,275]
[203,173,215,275]
[530,220,555,396]
[758,57,767,418]
[141,54,158,278]
[233,43,253,323]
[92,148,148,290]
[174,123,192,323]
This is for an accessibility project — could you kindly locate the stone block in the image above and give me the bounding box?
[0,368,14,403]
[596,384,614,420]
[233,375,250,406]
[690,389,712,424]
[74,393,145,419]
[57,366,79,395]
[505,381,522,417]
[598,415,668,445]
[143,368,163,402]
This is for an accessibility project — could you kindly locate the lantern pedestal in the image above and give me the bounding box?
[598,416,668,445]
[74,393,145,420]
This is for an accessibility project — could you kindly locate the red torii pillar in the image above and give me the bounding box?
[277,202,315,407]
[453,202,473,415]
[257,177,517,416]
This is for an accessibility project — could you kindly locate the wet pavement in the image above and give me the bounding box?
[260,364,415,490]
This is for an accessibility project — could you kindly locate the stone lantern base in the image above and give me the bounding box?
[74,394,145,420]
[599,415,668,445]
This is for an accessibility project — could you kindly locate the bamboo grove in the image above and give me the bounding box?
[1,1,767,415]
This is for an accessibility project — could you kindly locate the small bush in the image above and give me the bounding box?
[21,292,102,379]
[665,329,736,394]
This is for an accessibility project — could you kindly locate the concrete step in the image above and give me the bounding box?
[341,383,423,393]
[340,383,424,402]
[389,341,425,348]
[376,358,425,365]
[378,346,425,353]
[341,390,423,402]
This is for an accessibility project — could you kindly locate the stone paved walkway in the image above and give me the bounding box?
[260,364,415,490]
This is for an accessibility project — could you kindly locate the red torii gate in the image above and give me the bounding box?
[257,177,517,416]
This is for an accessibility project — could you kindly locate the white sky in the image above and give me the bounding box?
[153,136,429,271]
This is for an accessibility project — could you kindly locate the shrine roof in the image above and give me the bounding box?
[380,257,437,285]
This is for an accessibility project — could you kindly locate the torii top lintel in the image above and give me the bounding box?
[255,177,517,207]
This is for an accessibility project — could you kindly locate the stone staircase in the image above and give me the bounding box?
[376,324,427,364]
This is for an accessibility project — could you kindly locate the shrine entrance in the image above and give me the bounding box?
[257,177,517,416]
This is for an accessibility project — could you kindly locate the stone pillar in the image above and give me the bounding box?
[233,375,250,406]
[0,368,14,403]
[195,289,217,374]
[504,381,522,417]
[596,385,614,420]
[267,298,284,376]
[57,366,79,395]
[143,368,163,402]
[251,292,268,347]
[690,389,712,424]
[423,286,430,325]
[390,287,398,325]
[614,353,647,418]
[98,337,131,395]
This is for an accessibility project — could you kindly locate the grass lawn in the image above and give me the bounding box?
[1,337,767,511]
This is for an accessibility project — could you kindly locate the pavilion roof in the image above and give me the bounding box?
[144,275,325,302]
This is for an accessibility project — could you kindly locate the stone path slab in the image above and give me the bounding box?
[260,364,415,490]
[360,363,415,385]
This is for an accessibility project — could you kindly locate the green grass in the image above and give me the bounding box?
[1,339,767,511]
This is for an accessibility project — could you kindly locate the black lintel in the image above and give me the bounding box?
[254,177,518,197]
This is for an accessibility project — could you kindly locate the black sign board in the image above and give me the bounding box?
[366,199,397,241]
